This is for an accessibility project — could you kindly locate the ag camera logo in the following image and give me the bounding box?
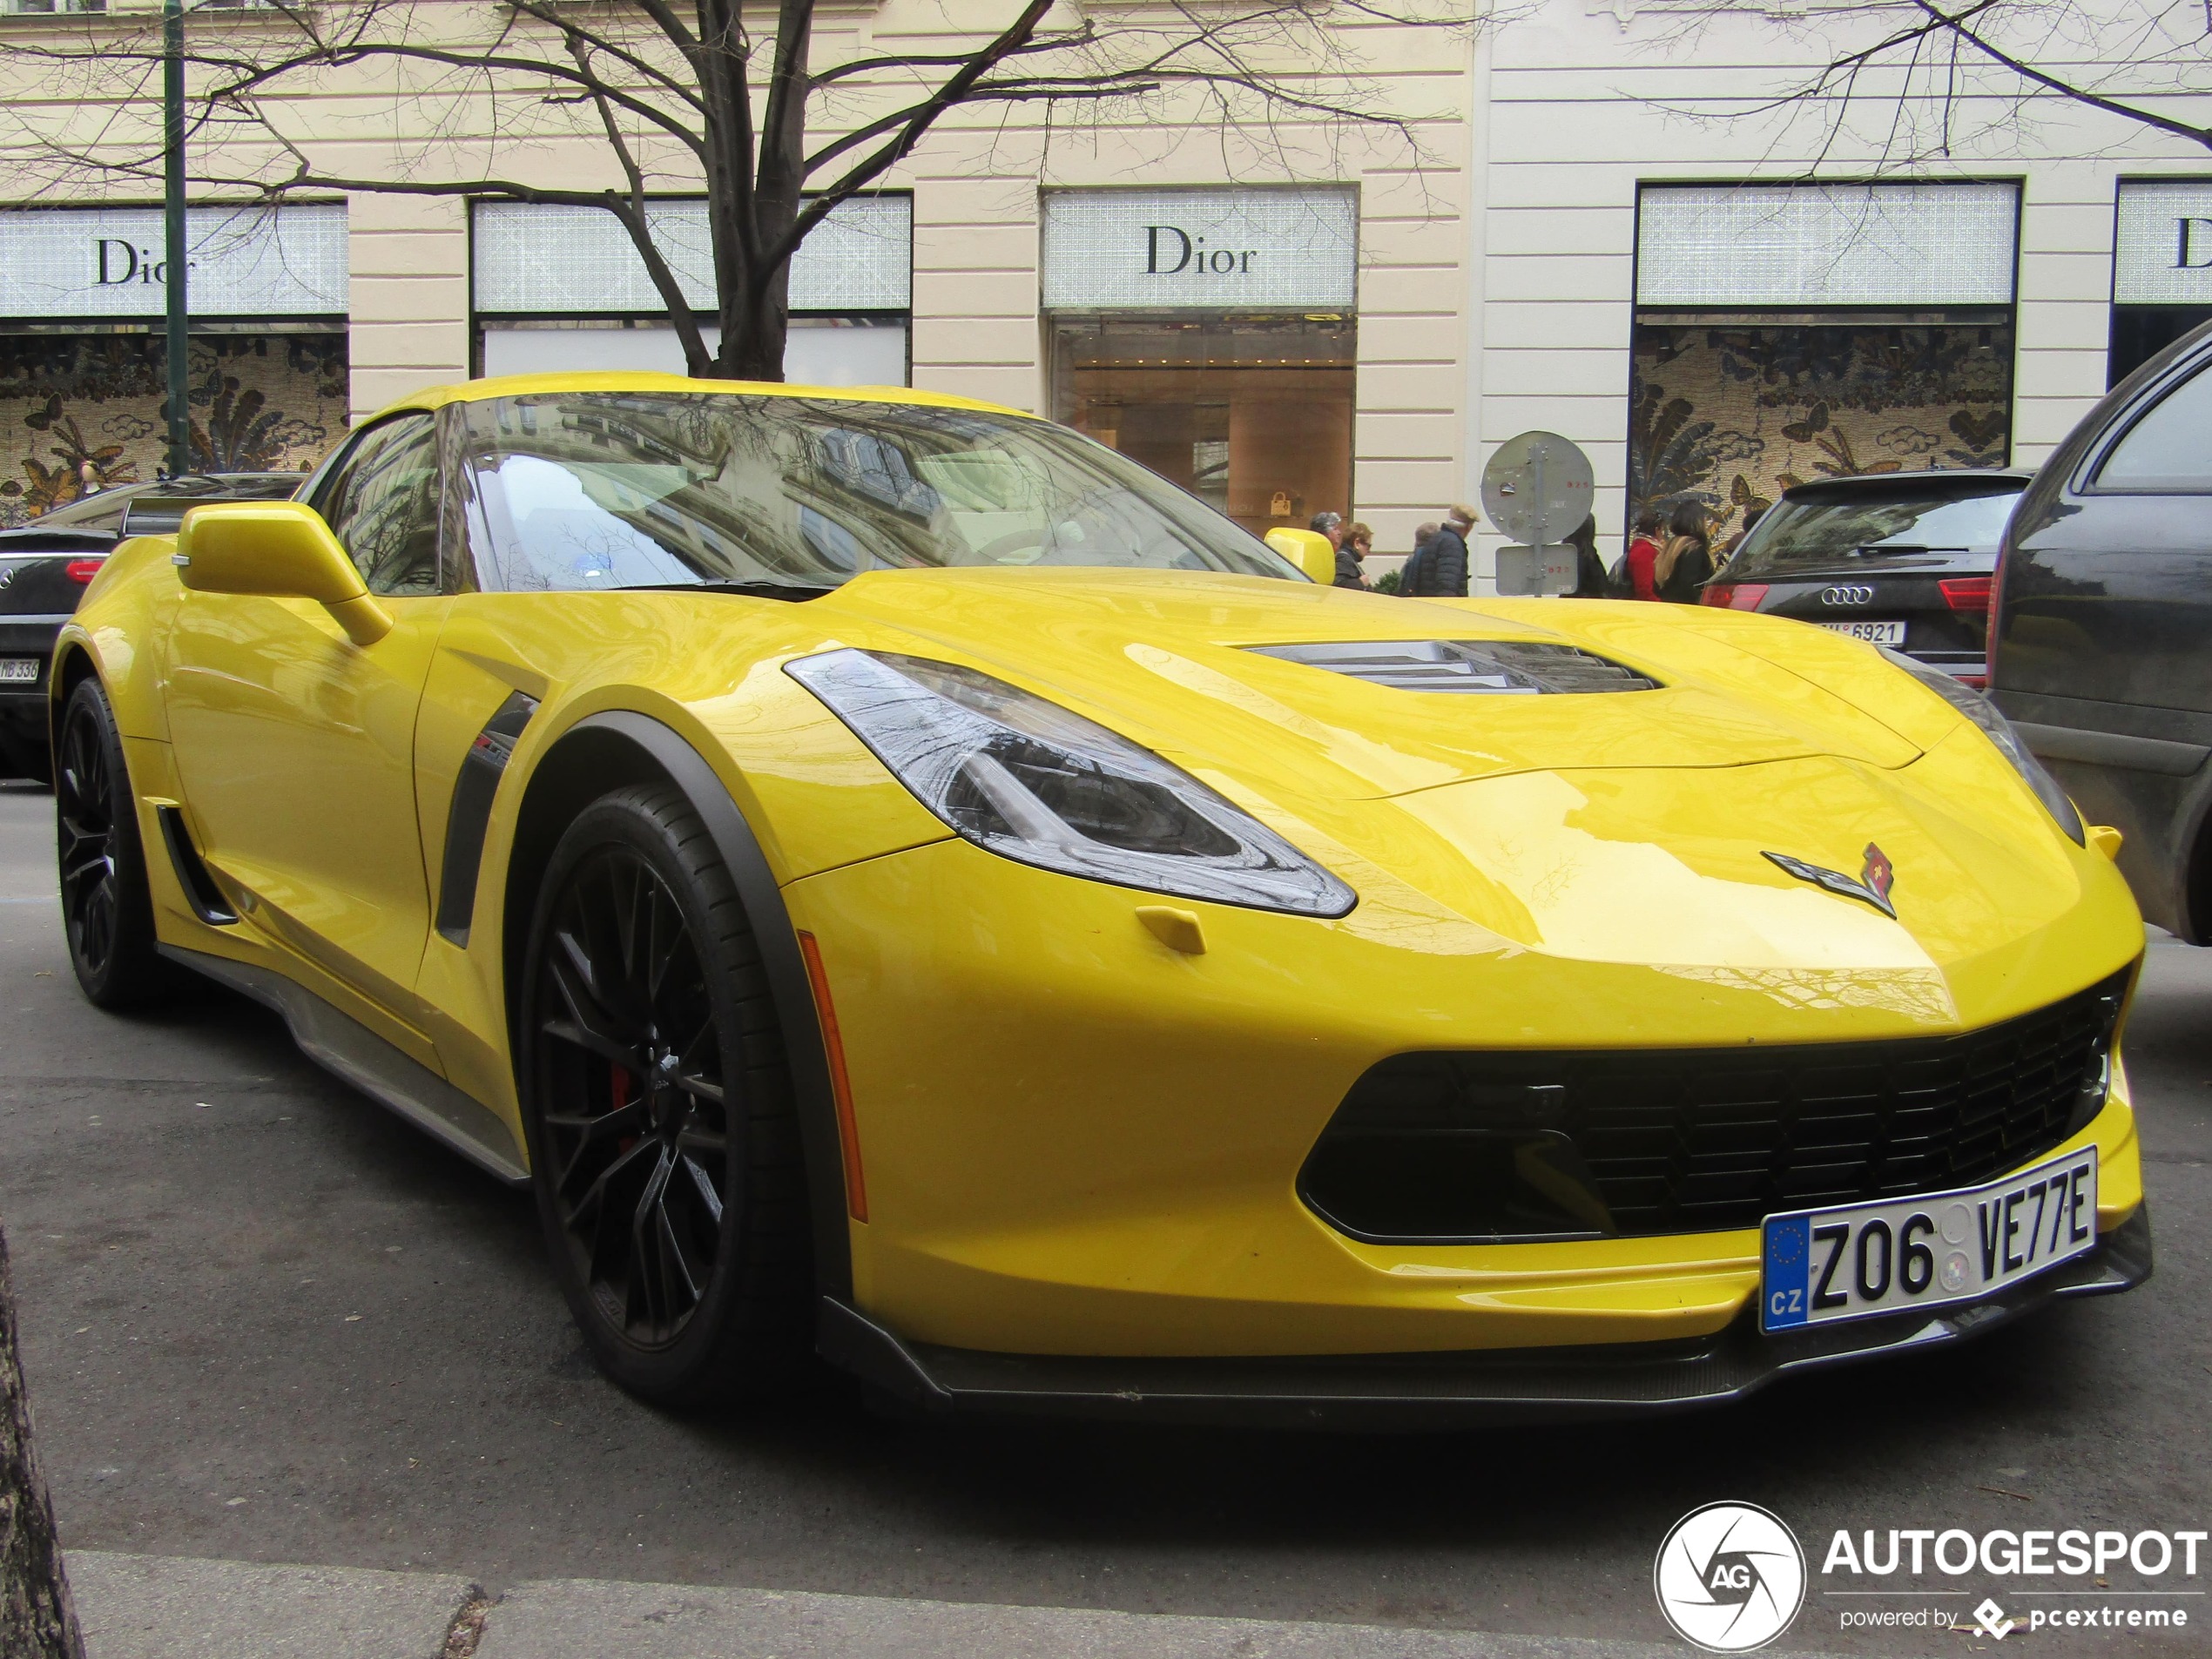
[1655,1501,1806,1652]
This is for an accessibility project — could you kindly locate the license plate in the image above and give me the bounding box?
[0,658,37,684]
[1817,619,1907,645]
[1761,1149,2097,1332]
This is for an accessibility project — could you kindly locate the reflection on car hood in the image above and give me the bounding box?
[813,568,1925,804]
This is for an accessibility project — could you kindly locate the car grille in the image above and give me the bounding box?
[1298,966,2134,1243]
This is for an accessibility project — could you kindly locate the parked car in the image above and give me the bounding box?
[45,374,2146,1422]
[1990,317,2212,941]
[0,473,302,780]
[1701,469,2032,686]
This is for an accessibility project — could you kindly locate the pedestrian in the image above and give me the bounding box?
[1398,523,1440,596]
[1621,506,1662,600]
[1337,521,1375,589]
[1563,515,1610,597]
[1406,505,1474,597]
[1655,499,1714,604]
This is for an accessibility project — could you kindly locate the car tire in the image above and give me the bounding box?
[55,678,174,1009]
[518,783,813,1408]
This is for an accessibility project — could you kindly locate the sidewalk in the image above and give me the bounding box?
[68,1551,1718,1659]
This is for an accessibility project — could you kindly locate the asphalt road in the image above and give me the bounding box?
[2,778,2207,1656]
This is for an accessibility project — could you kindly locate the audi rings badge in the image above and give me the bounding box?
[1820,585,1875,606]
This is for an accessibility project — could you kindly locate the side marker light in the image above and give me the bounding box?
[797,930,867,1222]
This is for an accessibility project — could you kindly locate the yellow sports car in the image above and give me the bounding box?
[52,374,2148,1424]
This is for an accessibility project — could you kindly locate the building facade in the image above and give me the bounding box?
[1,0,2207,579]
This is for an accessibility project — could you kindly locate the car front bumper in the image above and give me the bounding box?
[822,1204,2151,1429]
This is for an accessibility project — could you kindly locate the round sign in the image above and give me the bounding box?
[1653,1501,1806,1653]
[1480,430,1595,547]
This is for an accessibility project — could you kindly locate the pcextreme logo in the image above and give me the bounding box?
[1654,1502,1808,1652]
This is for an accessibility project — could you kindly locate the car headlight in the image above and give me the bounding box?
[786,648,1357,916]
[1881,648,2084,845]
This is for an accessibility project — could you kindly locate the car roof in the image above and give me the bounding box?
[372,372,1037,425]
[1775,468,2033,501]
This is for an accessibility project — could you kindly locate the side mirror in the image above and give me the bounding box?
[173,502,392,646]
[1264,527,1340,586]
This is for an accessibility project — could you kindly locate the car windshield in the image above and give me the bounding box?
[455,392,1300,594]
[1734,487,2022,569]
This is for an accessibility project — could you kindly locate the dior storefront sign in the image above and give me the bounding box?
[0,204,347,320]
[2114,179,2212,305]
[1042,187,1359,311]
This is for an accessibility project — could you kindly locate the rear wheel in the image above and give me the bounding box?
[55,678,172,1008]
[518,784,812,1406]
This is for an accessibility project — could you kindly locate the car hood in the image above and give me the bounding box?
[811,569,1925,804]
[778,569,2124,997]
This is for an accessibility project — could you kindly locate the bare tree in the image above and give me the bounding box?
[0,1223,84,1659]
[3,0,1481,380]
[1729,1,2210,165]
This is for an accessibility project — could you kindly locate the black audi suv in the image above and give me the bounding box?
[1701,469,2032,686]
[1991,317,2212,941]
[0,472,301,780]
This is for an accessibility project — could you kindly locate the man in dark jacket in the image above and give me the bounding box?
[1406,506,1474,597]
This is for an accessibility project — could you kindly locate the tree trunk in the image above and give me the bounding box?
[0,1223,84,1659]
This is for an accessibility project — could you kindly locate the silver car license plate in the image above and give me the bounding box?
[1817,619,1907,645]
[1822,624,1911,650]
[0,658,39,685]
[1760,1149,2098,1332]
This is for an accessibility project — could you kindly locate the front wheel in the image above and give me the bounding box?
[518,783,812,1407]
[56,678,173,1008]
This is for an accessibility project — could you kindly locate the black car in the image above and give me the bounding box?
[1991,317,2212,941]
[1701,469,2032,686]
[0,473,302,781]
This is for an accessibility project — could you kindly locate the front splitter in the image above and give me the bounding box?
[817,1207,2151,1431]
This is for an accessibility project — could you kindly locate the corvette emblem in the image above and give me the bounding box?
[1764,842,1898,919]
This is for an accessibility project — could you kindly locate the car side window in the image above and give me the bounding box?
[2094,362,2212,494]
[318,414,442,595]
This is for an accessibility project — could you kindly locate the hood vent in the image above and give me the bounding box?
[1246,640,1659,695]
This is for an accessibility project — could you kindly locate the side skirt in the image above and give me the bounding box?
[158,942,529,1186]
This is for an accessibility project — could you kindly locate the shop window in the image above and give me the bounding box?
[2108,307,2212,388]
[1626,314,2014,545]
[1049,313,1353,538]
[0,329,346,527]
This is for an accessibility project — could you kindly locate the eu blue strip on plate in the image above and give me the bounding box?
[1763,1215,1811,1330]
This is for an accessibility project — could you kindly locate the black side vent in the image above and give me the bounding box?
[435,691,539,947]
[156,806,237,926]
[1246,640,1658,694]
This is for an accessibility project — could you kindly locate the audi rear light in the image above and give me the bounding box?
[1702,583,1769,610]
[1939,577,1993,613]
[64,558,105,585]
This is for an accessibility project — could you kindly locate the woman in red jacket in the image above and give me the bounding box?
[1624,506,1663,600]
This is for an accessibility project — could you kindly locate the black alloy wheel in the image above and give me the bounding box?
[56,678,172,1008]
[520,784,810,1406]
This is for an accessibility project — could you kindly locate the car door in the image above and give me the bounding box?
[1994,338,2212,931]
[165,410,454,1038]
